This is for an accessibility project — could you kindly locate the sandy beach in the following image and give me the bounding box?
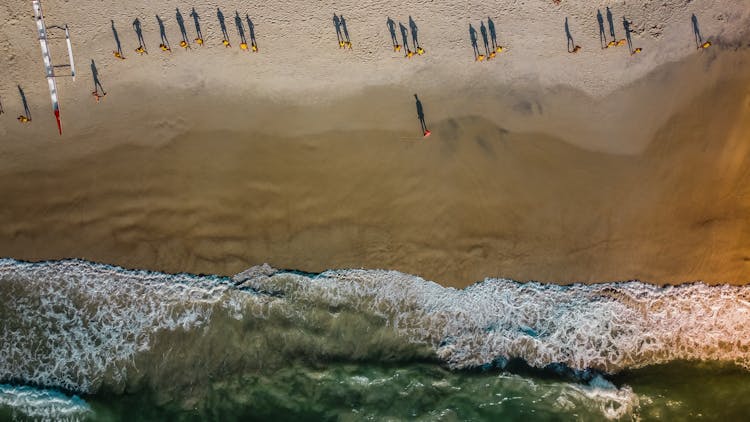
[1,0,749,286]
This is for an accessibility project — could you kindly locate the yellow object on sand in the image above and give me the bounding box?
[394,44,402,52]
[571,45,581,53]
[477,54,485,61]
[17,115,30,123]
[406,50,414,58]
[223,39,230,47]
[240,42,248,50]
[489,51,496,59]
[113,51,125,59]
[416,47,424,55]
[135,46,145,54]
[195,38,204,46]
[251,43,258,52]
[160,43,170,52]
[345,41,352,49]
[632,47,642,55]
[607,40,616,48]
[616,39,627,47]
[180,40,189,49]
[701,41,712,49]
[496,46,504,53]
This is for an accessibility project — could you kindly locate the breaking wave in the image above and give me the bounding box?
[1,258,749,419]
[0,384,91,420]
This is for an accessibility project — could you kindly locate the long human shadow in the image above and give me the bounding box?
[191,8,203,42]
[487,17,498,50]
[622,17,633,53]
[333,14,343,45]
[414,94,428,135]
[234,11,247,45]
[156,15,170,49]
[564,17,575,52]
[480,21,490,56]
[245,14,257,49]
[0,95,4,115]
[408,16,420,49]
[469,24,479,59]
[691,13,704,48]
[90,59,105,95]
[176,8,189,44]
[597,9,606,48]
[606,7,616,40]
[340,15,351,44]
[133,18,146,49]
[111,20,123,56]
[399,22,410,56]
[217,8,230,42]
[387,17,398,48]
[18,85,31,120]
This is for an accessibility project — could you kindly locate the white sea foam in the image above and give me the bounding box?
[0,384,91,421]
[2,258,750,401]
[0,259,258,393]
[235,267,750,372]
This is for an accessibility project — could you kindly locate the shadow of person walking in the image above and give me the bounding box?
[387,17,400,50]
[622,16,633,52]
[111,20,125,59]
[691,13,711,49]
[132,18,147,54]
[597,9,607,48]
[564,17,580,53]
[480,21,490,57]
[469,24,480,60]
[333,14,343,47]
[408,16,422,53]
[90,59,105,95]
[90,59,107,102]
[190,8,204,45]
[245,14,258,51]
[606,7,616,41]
[176,8,190,49]
[399,22,412,57]
[340,15,352,48]
[17,85,31,122]
[156,15,171,51]
[217,8,231,47]
[234,11,249,50]
[487,17,499,51]
[414,94,430,137]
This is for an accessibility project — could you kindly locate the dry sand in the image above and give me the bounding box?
[0,0,749,286]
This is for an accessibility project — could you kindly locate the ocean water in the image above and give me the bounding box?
[1,259,749,420]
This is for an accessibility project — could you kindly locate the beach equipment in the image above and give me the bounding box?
[31,0,76,135]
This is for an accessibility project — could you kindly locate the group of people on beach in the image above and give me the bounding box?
[386,16,426,58]
[3,6,715,131]
[113,8,259,59]
[470,18,504,62]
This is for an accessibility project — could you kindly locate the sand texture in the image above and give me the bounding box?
[1,0,749,286]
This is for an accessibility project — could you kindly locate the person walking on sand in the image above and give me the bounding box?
[91,90,106,103]
[387,17,401,51]
[414,94,430,137]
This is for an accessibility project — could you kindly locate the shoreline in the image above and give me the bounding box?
[1,2,749,287]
